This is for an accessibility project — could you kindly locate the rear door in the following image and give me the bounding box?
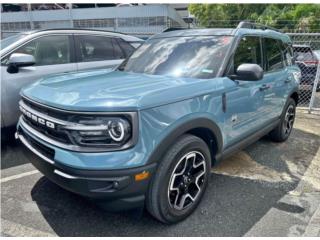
[74,35,124,71]
[1,34,76,127]
[261,37,289,118]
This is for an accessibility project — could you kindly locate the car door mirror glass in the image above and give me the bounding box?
[7,53,35,74]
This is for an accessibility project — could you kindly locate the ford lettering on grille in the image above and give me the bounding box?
[20,106,55,129]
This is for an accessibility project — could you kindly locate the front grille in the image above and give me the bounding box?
[19,126,55,160]
[22,97,70,121]
[20,97,73,145]
[19,97,137,152]
[22,116,71,144]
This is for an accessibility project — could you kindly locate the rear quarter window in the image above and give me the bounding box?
[281,41,293,66]
[117,39,135,58]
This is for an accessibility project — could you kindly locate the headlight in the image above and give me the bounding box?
[108,119,130,142]
[62,115,136,149]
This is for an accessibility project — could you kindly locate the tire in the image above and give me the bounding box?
[269,98,296,142]
[146,134,211,224]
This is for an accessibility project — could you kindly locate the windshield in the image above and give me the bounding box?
[295,51,315,61]
[118,36,233,79]
[1,33,28,50]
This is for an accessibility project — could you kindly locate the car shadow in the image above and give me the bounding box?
[1,137,31,170]
[30,128,320,236]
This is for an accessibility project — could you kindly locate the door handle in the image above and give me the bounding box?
[284,78,291,83]
[259,84,270,91]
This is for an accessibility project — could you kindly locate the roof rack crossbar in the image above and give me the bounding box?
[237,21,282,33]
[162,27,190,33]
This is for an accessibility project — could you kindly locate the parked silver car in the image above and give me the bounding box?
[1,29,143,129]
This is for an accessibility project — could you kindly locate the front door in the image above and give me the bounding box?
[223,35,269,147]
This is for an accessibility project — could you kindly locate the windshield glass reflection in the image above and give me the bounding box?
[119,36,233,79]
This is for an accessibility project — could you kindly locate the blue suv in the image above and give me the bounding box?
[16,22,300,223]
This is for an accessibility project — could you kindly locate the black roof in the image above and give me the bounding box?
[152,28,235,39]
[153,21,283,39]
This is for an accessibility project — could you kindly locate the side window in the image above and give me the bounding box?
[77,35,115,62]
[117,38,135,58]
[3,35,71,66]
[112,38,125,59]
[265,38,284,71]
[281,42,293,66]
[233,36,262,73]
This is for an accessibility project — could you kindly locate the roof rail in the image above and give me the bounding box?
[162,27,190,33]
[30,28,129,35]
[237,21,282,33]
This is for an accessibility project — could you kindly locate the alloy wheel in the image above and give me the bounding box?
[168,151,206,211]
[283,104,295,136]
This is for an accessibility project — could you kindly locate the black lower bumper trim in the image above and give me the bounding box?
[17,126,157,210]
[94,195,146,212]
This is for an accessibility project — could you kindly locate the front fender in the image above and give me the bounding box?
[141,112,223,165]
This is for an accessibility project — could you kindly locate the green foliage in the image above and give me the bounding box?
[189,4,320,32]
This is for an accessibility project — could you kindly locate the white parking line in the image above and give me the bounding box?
[0,170,39,183]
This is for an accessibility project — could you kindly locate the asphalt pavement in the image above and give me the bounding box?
[1,111,320,237]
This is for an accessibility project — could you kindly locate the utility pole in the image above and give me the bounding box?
[27,4,34,30]
[68,3,73,28]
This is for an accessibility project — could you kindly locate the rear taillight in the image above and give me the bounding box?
[303,61,318,66]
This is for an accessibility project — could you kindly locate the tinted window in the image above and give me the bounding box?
[117,39,135,57]
[118,36,233,79]
[233,36,262,73]
[294,48,315,62]
[3,35,70,66]
[77,35,115,62]
[265,38,284,71]
[112,38,125,59]
[281,42,293,66]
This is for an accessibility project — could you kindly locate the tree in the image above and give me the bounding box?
[189,4,320,32]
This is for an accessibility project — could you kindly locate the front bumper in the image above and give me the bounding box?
[16,125,157,211]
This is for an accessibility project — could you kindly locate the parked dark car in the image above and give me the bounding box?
[293,44,319,92]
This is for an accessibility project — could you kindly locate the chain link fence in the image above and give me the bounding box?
[288,33,320,113]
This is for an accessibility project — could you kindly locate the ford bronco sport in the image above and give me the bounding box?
[16,22,300,223]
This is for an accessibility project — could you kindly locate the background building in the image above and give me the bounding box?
[1,3,191,39]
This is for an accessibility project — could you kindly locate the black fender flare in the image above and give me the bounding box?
[146,117,223,165]
[288,86,299,104]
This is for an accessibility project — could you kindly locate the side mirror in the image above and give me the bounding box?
[232,63,264,81]
[7,53,35,74]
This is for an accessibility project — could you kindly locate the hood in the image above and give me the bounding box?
[22,69,228,112]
